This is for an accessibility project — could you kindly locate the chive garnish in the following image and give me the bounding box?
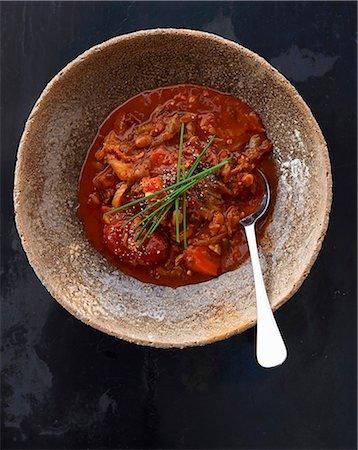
[103,124,232,247]
[175,122,185,243]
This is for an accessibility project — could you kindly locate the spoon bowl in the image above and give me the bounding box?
[239,169,271,227]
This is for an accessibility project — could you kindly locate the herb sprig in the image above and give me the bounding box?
[175,123,185,243]
[103,123,231,248]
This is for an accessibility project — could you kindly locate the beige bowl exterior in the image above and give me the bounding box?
[14,29,332,348]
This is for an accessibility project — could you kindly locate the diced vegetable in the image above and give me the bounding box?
[141,176,163,195]
[112,183,128,207]
[135,134,153,148]
[104,218,168,265]
[108,158,133,181]
[93,166,117,189]
[184,246,221,276]
[149,146,173,168]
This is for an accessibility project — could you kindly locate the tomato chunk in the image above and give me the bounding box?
[141,176,163,195]
[141,232,168,263]
[104,218,168,265]
[184,245,221,276]
[149,146,174,168]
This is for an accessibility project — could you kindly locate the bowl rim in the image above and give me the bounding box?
[14,28,333,348]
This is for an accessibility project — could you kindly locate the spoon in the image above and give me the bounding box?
[239,170,287,368]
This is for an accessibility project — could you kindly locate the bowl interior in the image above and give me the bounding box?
[14,29,331,347]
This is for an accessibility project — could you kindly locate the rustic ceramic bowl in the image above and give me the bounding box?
[14,29,332,347]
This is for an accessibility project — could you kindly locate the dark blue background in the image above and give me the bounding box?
[1,2,356,449]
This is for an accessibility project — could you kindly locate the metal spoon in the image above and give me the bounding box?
[240,170,287,368]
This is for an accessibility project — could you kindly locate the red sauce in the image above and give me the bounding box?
[77,84,277,287]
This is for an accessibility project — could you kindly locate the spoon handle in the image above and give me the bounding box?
[244,223,287,368]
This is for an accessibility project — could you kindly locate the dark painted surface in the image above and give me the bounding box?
[1,2,356,449]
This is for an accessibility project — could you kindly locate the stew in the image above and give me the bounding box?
[77,84,277,287]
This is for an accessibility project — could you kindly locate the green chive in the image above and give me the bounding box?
[175,122,185,243]
[103,122,232,249]
[137,203,172,247]
[185,134,215,179]
[182,191,187,249]
[104,157,229,218]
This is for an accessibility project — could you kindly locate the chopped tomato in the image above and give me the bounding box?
[184,245,221,276]
[140,232,169,263]
[104,218,168,265]
[141,176,163,194]
[149,147,173,168]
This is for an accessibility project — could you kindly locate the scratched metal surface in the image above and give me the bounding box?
[1,2,356,449]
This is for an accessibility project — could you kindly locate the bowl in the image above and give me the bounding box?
[14,29,332,348]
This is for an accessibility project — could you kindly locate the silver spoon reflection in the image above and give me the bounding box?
[239,169,287,368]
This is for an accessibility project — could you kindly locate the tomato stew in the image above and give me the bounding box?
[77,84,277,287]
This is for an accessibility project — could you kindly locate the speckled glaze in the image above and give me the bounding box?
[14,29,332,348]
